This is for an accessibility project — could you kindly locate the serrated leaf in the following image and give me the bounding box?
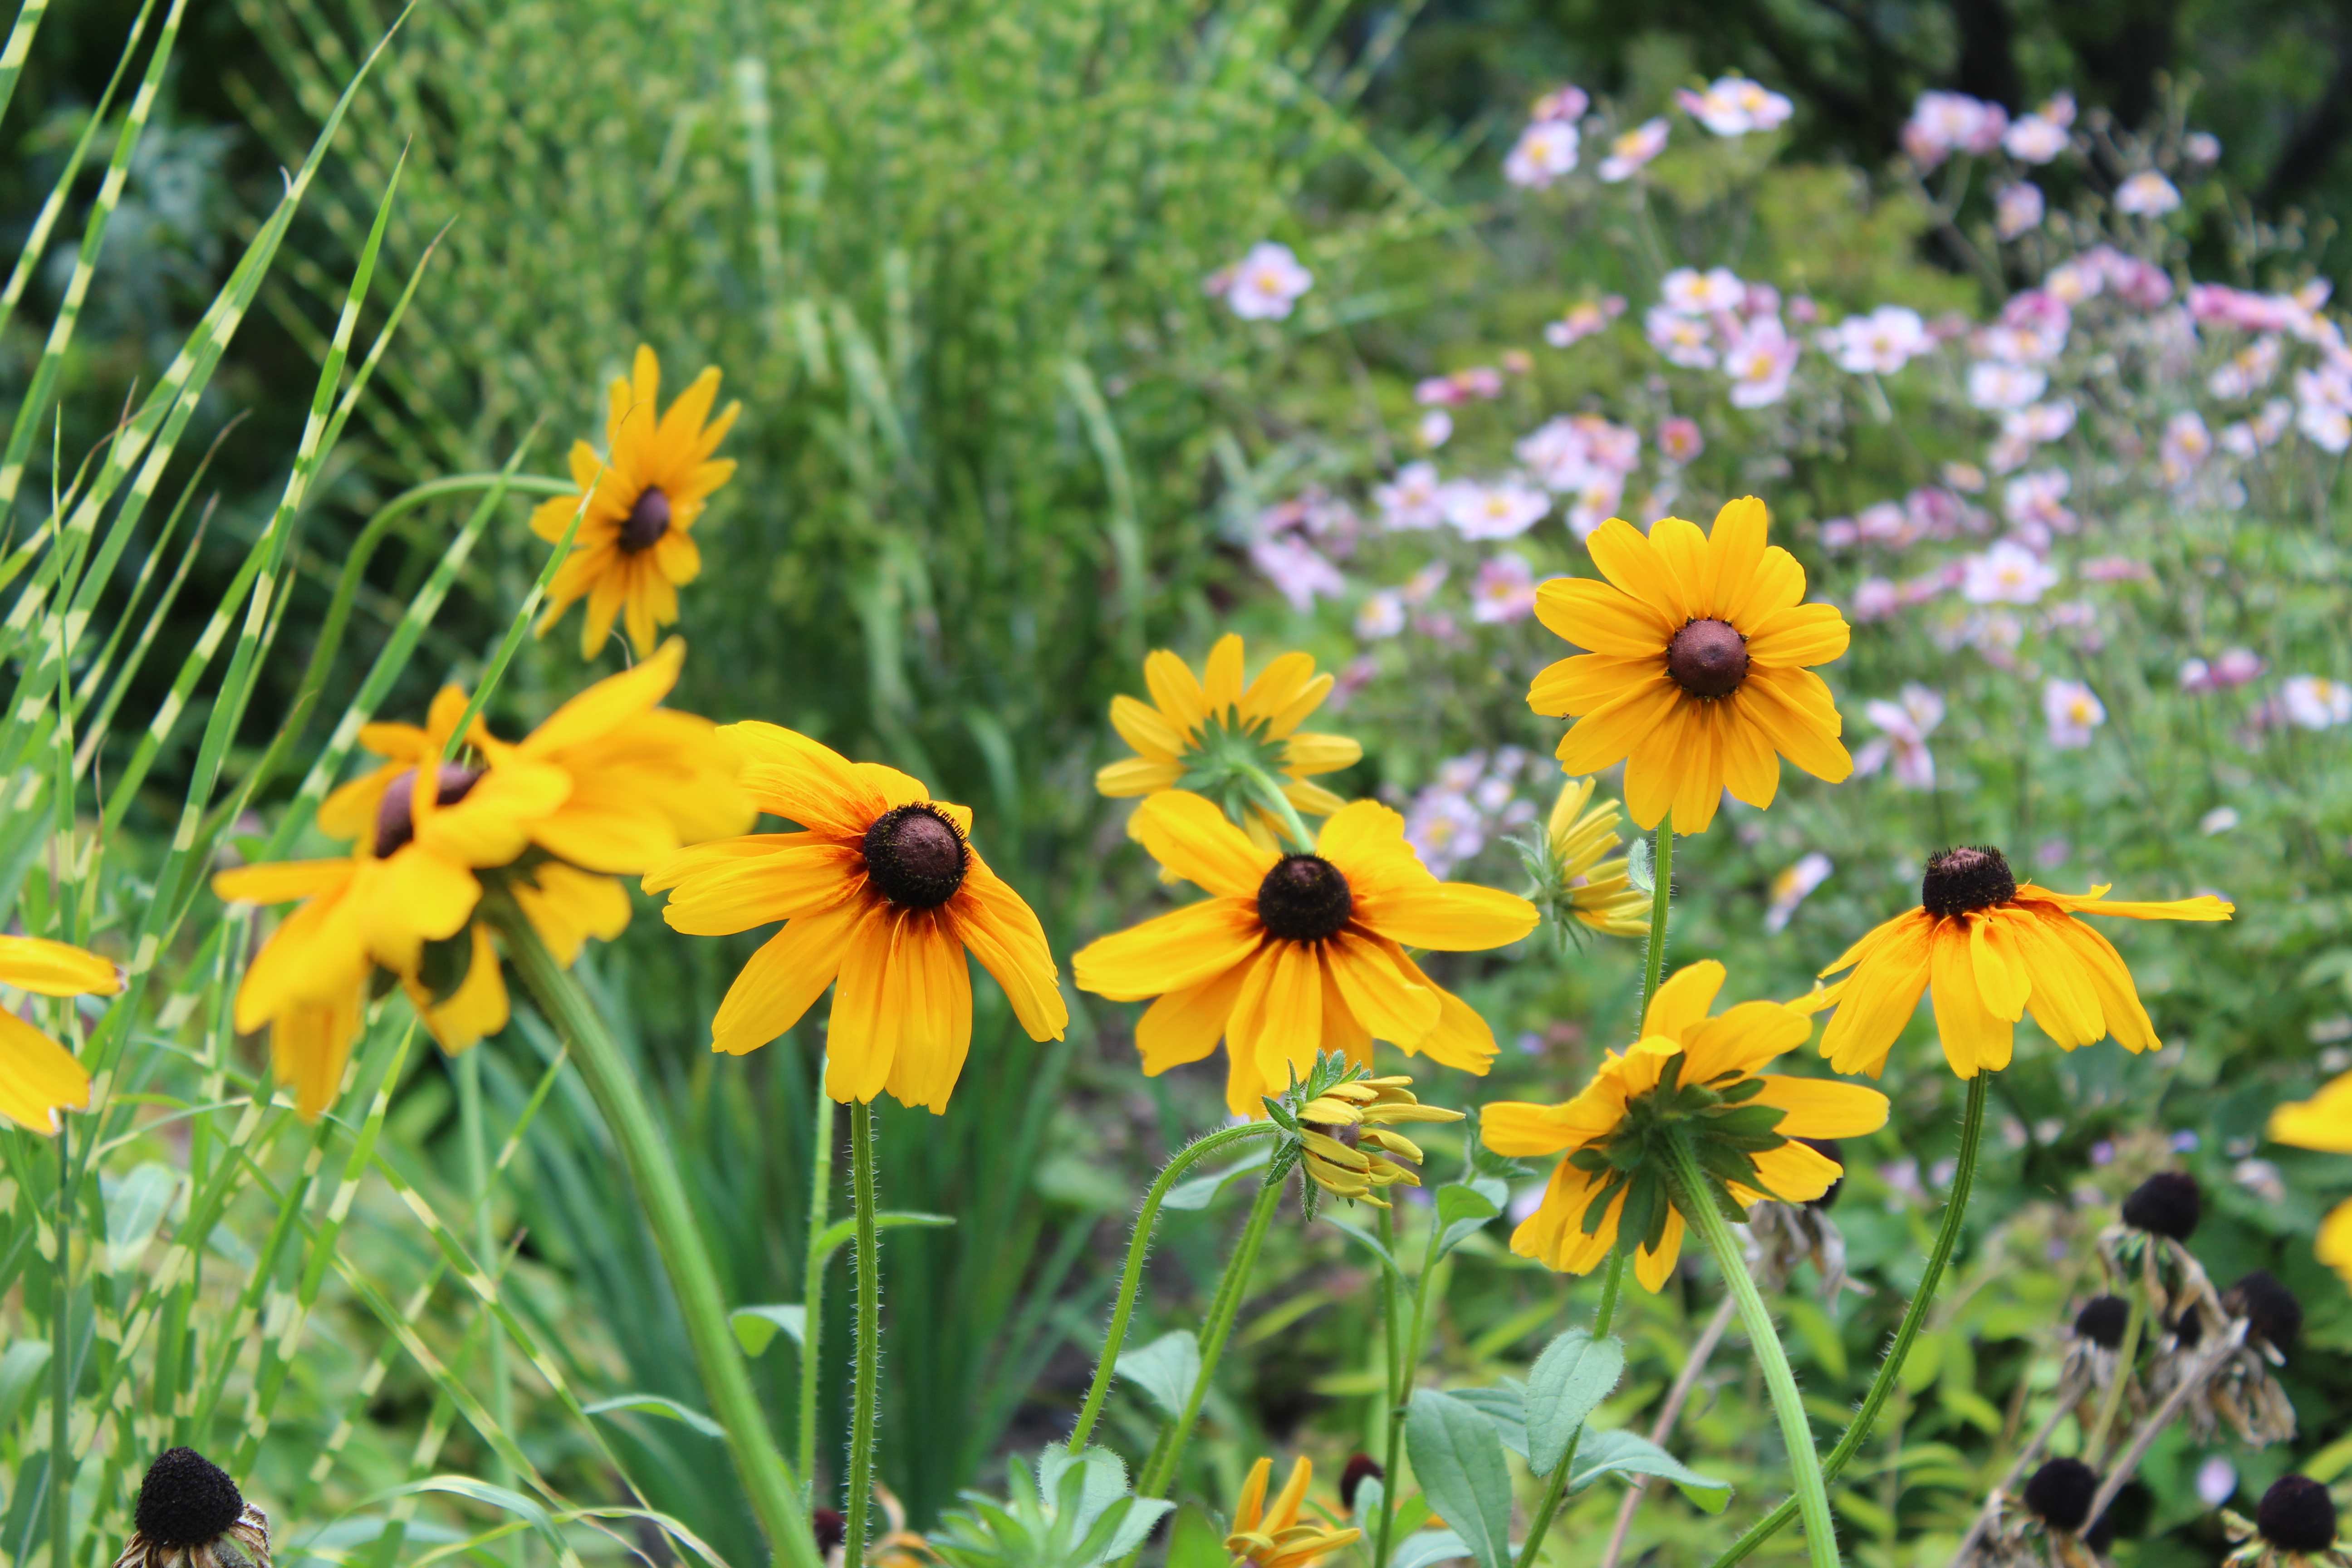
[1524,1329,1626,1477]
[1113,1330,1199,1419]
[1405,1390,1515,1568]
[730,1304,806,1357]
[1570,1429,1731,1512]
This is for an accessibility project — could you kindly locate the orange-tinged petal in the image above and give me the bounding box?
[1680,1000,1809,1080]
[660,842,865,934]
[1132,789,1279,898]
[1633,1208,1685,1292]
[1818,914,1934,1076]
[1529,652,1661,718]
[712,898,868,1057]
[2270,1071,2352,1153]
[1930,921,2012,1078]
[882,914,973,1113]
[1240,651,1318,726]
[2040,911,2160,1052]
[1387,954,1498,1075]
[1321,930,1442,1045]
[1644,516,1711,617]
[272,985,365,1122]
[948,856,1068,1041]
[1670,701,1726,834]
[0,936,121,998]
[1721,543,1806,627]
[1748,1141,1845,1204]
[1136,957,1256,1073]
[1109,694,1186,760]
[1970,912,2031,1021]
[1072,897,1263,1001]
[2009,909,2105,1049]
[822,906,901,1103]
[214,858,355,906]
[1554,675,1682,776]
[1739,668,1852,781]
[727,721,890,838]
[1095,757,1185,797]
[1478,1100,1584,1157]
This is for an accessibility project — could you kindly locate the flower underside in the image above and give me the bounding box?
[1173,708,1296,825]
[1566,1049,1794,1253]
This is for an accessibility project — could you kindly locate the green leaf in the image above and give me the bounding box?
[1392,1531,1475,1568]
[730,1304,806,1357]
[1434,1182,1502,1259]
[1161,1148,1272,1211]
[102,1161,177,1272]
[813,1210,956,1264]
[1164,1506,1230,1568]
[584,1394,726,1441]
[1524,1329,1626,1477]
[1448,1383,1529,1460]
[1114,1330,1199,1419]
[0,1342,50,1434]
[1326,1217,1403,1278]
[1405,1389,1516,1568]
[1570,1429,1732,1513]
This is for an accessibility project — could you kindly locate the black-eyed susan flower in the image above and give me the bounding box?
[1483,960,1889,1292]
[532,345,740,659]
[1815,845,2233,1080]
[1297,1073,1462,1207]
[1525,775,1649,939]
[1098,633,1360,849]
[118,1447,270,1568]
[2270,1071,2352,1287]
[1072,791,1537,1117]
[1225,1457,1360,1568]
[2225,1477,2350,1568]
[1528,498,1852,834]
[642,724,1066,1111]
[0,936,123,1134]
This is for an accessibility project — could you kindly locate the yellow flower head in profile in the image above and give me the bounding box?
[1529,498,1852,834]
[1483,960,1889,1291]
[642,725,1067,1112]
[0,937,123,1134]
[1225,1456,1360,1568]
[2268,1074,2352,1289]
[1298,1073,1463,1208]
[532,345,740,659]
[1098,633,1361,847]
[1072,791,1538,1117]
[1537,776,1650,939]
[1815,844,2233,1081]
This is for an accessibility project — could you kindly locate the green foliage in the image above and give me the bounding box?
[930,1448,1172,1568]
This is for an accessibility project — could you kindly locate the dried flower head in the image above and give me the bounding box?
[118,1450,269,1568]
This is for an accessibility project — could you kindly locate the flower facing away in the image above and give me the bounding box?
[1483,960,1889,1291]
[118,1447,270,1568]
[1225,1457,1361,1568]
[1072,792,1537,1116]
[1814,845,2233,1080]
[0,936,123,1134]
[1097,633,1362,850]
[531,346,740,659]
[2270,1072,2352,1288]
[643,724,1065,1110]
[1297,1073,1462,1208]
[1523,775,1650,940]
[1529,497,1852,833]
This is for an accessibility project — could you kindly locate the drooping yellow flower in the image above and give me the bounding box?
[1484,960,1889,1292]
[2268,1073,2352,1289]
[1225,1457,1360,1568]
[1816,845,2234,1080]
[0,937,123,1133]
[1072,791,1538,1117]
[642,724,1066,1111]
[1098,633,1361,848]
[1528,498,1852,834]
[531,345,740,659]
[1298,1073,1462,1207]
[1543,776,1650,938]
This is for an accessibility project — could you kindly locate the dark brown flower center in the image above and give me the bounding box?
[1666,617,1749,698]
[133,1447,244,1549]
[862,804,968,909]
[374,764,483,858]
[2258,1475,2338,1553]
[1919,845,2017,918]
[619,486,672,553]
[1256,854,1353,942]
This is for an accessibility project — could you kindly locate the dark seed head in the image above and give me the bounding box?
[1799,1137,1844,1210]
[2121,1170,2201,1240]
[1256,854,1354,943]
[2171,1307,2205,1349]
[1666,617,1750,699]
[2225,1269,2304,1353]
[2023,1457,2101,1534]
[1920,845,2018,919]
[2258,1475,2339,1553]
[619,486,672,553]
[372,763,482,858]
[134,1447,245,1549]
[811,1508,847,1555]
[861,804,969,910]
[2074,1294,2132,1350]
[1340,1453,1385,1511]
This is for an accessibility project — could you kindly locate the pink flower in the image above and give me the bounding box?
[1657,416,1705,464]
[1904,91,2008,167]
[2183,130,2220,164]
[1505,120,1582,188]
[1531,85,1590,123]
[1968,361,2048,411]
[1355,590,1407,640]
[1850,577,1901,622]
[1823,304,1931,374]
[1661,266,1747,315]
[1544,295,1626,347]
[2208,337,2281,400]
[1723,317,1798,407]
[2003,469,2075,535]
[1442,478,1550,540]
[1598,118,1671,181]
[1220,242,1313,319]
[2043,678,2106,748]
[1645,304,1715,368]
[1401,560,1450,606]
[1470,554,1539,623]
[1995,182,2046,239]
[1764,852,1834,933]
[1249,534,1345,610]
[2002,113,2069,164]
[2282,675,2352,730]
[1563,472,1625,541]
[1417,410,1454,450]
[2159,411,2212,484]
[1962,539,2060,604]
[2114,171,2181,216]
[2079,556,2151,583]
[1374,461,1446,530]
[1854,684,1945,789]
[1677,76,1791,137]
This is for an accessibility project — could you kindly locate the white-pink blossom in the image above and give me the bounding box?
[1824,304,1931,374]
[1470,554,1539,623]
[1995,182,2046,239]
[1442,478,1551,540]
[1903,91,2007,167]
[1220,242,1313,320]
[1854,684,1945,789]
[1968,360,2048,411]
[1531,85,1590,123]
[2043,679,2106,748]
[1544,295,1625,347]
[1646,304,1716,368]
[1355,590,1406,640]
[1764,852,1833,933]
[2003,469,2075,535]
[1250,534,1344,609]
[1375,462,1446,530]
[1661,266,1747,315]
[2282,675,2352,730]
[1658,416,1704,463]
[2114,171,2181,216]
[1962,539,2060,604]
[2159,411,2212,484]
[1723,317,1798,407]
[1677,76,1791,137]
[2002,113,2069,163]
[1505,120,1582,188]
[1599,118,1671,181]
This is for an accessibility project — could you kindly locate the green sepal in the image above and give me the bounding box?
[416,926,476,1006]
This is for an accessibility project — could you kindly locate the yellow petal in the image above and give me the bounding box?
[0,936,122,997]
[946,856,1068,1042]
[1818,914,1933,1076]
[1930,921,2012,1078]
[2270,1071,2352,1153]
[1534,577,1673,658]
[882,914,973,1113]
[1131,790,1279,898]
[1703,496,1769,619]
[0,1010,90,1133]
[711,898,868,1056]
[524,638,684,755]
[1136,959,1254,1073]
[1751,1075,1889,1138]
[1072,897,1263,1002]
[1642,960,1725,1042]
[1742,603,1851,668]
[1585,519,1692,623]
[660,842,864,935]
[1633,1207,1685,1292]
[1322,931,1442,1045]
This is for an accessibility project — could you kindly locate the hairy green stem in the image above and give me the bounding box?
[1372,1202,1407,1568]
[1513,1249,1629,1568]
[1372,1184,1455,1564]
[1641,815,1673,1006]
[1067,1123,1278,1453]
[1667,1133,1838,1568]
[799,1069,835,1497]
[1137,1162,1286,1500]
[843,1106,882,1568]
[1704,1075,1987,1568]
[457,1049,517,1524]
[2082,1279,2145,1465]
[495,908,823,1568]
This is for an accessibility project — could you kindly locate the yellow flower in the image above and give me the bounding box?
[532,345,740,659]
[1298,1073,1463,1207]
[642,724,1067,1111]
[1098,633,1361,848]
[1528,498,1852,833]
[1543,776,1650,938]
[1483,960,1889,1292]
[0,937,123,1134]
[2269,1073,2352,1289]
[1225,1457,1360,1568]
[1815,845,2234,1081]
[1073,791,1538,1117]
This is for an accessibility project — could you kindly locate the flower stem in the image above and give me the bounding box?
[2082,1280,2145,1466]
[1641,814,1673,1006]
[843,1103,882,1568]
[1135,1161,1287,1500]
[1373,1182,1456,1565]
[1067,1123,1277,1453]
[1372,1202,1408,1568]
[1666,1132,1840,1568]
[495,909,824,1568]
[1512,1248,1630,1568]
[49,1126,71,1568]
[1243,766,1318,853]
[798,1064,836,1496]
[1703,1075,1987,1568]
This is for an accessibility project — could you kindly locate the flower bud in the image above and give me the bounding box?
[2121,1171,2201,1240]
